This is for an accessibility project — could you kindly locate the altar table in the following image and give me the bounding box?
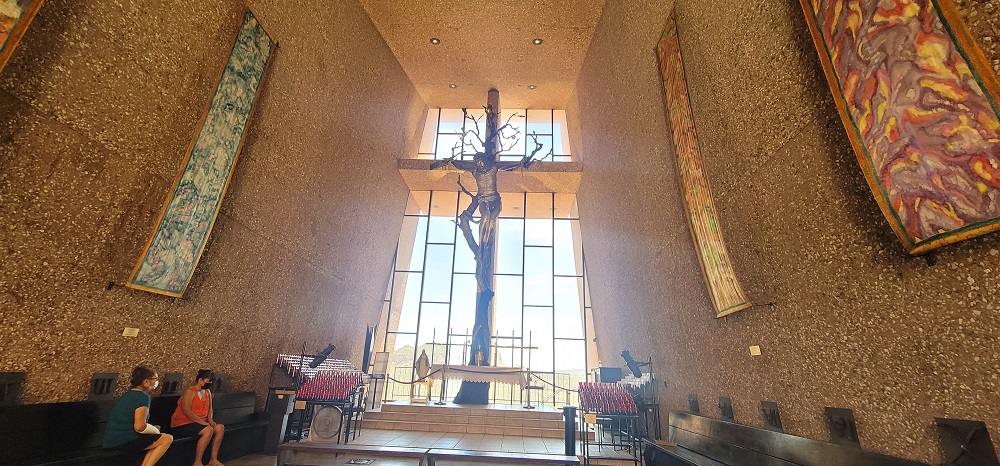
[427,365,528,388]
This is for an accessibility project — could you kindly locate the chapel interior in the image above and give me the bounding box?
[2,0,1000,465]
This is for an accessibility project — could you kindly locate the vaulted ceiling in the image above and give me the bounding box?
[359,0,608,109]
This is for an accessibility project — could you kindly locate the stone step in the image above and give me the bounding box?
[583,460,637,466]
[378,402,564,421]
[360,419,595,440]
[365,410,566,429]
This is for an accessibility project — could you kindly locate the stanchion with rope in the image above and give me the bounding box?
[384,368,443,385]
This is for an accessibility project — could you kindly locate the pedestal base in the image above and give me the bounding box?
[452,381,490,404]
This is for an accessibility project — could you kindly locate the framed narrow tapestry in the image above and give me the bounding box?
[799,0,1000,254]
[656,11,753,318]
[128,7,274,297]
[0,0,45,74]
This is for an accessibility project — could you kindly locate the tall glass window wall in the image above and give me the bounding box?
[378,190,597,407]
[417,109,573,162]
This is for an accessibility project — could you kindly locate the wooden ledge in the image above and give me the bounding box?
[426,448,580,464]
[398,159,582,193]
[278,442,429,457]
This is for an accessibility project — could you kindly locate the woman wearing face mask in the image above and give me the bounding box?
[170,369,225,466]
[103,366,174,466]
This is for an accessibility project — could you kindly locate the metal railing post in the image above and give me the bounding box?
[563,405,577,457]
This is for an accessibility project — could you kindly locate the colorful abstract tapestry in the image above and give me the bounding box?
[657,12,752,318]
[0,0,44,74]
[128,8,273,297]
[800,0,1000,254]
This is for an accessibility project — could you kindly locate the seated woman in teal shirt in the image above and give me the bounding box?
[103,366,174,466]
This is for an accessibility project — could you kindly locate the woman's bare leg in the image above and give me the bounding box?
[141,434,173,466]
[193,426,213,466]
[208,424,225,465]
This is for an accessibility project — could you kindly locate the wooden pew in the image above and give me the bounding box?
[277,443,582,466]
[153,391,268,465]
[0,391,266,466]
[278,443,429,465]
[425,448,581,465]
[644,411,933,466]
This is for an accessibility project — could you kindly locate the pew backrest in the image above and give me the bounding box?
[662,411,932,466]
[0,399,115,463]
[148,391,257,433]
[0,391,260,465]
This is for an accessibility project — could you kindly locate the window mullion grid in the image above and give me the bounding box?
[433,108,443,160]
[442,191,462,388]
[382,247,397,352]
[550,192,558,405]
[519,192,527,405]
[411,191,436,380]
[583,251,590,383]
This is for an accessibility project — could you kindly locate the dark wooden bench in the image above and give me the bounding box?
[0,398,136,466]
[150,391,268,465]
[644,411,932,466]
[0,391,266,466]
[278,443,429,465]
[425,448,580,465]
[276,443,581,466]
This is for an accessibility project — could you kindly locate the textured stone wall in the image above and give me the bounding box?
[573,0,1000,462]
[0,0,424,403]
[959,0,1000,76]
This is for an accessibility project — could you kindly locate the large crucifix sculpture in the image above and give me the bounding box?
[431,88,548,404]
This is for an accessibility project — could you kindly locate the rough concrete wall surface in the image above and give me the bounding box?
[958,0,1000,76]
[574,0,1000,462]
[0,0,424,404]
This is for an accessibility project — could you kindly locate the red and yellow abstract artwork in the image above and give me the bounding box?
[657,12,752,318]
[0,0,44,75]
[800,0,1000,254]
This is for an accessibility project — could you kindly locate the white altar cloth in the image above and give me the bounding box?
[427,365,528,388]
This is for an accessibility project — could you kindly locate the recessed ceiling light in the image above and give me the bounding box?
[528,85,537,90]
[449,84,457,88]
[532,38,543,45]
[430,38,441,44]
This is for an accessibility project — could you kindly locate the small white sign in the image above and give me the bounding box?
[749,345,762,356]
[122,327,140,337]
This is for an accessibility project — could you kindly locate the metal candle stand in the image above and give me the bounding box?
[578,382,642,466]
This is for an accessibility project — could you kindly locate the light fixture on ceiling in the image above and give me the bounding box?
[528,85,537,90]
[449,84,457,88]
[430,38,441,44]
[532,38,544,45]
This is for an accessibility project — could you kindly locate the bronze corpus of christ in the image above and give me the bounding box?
[430,88,550,404]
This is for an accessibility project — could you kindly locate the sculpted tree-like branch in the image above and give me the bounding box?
[431,88,549,404]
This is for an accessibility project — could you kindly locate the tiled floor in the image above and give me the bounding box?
[229,454,555,466]
[227,427,639,466]
[354,429,562,454]
[230,400,638,466]
[352,428,637,461]
[377,401,563,413]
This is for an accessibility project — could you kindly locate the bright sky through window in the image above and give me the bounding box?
[378,191,595,406]
[417,109,573,162]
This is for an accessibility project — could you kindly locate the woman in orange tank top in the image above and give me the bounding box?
[170,369,226,466]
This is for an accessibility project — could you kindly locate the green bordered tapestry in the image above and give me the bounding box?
[800,0,1000,254]
[128,8,274,297]
[656,11,753,318]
